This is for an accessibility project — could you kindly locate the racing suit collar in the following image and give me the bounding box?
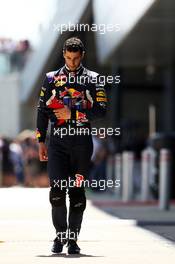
[63,64,84,76]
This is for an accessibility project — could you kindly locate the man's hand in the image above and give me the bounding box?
[53,106,71,120]
[38,142,48,161]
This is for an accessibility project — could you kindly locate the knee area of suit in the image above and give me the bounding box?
[49,187,66,207]
[69,188,86,212]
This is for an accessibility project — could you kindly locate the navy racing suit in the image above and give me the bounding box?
[36,64,107,241]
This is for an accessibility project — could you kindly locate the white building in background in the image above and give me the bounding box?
[0,38,32,138]
[0,73,20,137]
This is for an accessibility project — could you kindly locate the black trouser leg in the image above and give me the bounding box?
[49,187,67,242]
[67,136,93,240]
[48,141,70,241]
[48,131,93,242]
[68,186,86,240]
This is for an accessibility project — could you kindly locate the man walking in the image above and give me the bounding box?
[36,37,107,254]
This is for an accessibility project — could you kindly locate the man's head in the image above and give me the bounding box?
[63,37,85,71]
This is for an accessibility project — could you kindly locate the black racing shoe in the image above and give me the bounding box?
[67,239,80,254]
[51,237,64,253]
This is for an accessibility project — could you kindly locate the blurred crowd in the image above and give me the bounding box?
[0,131,109,189]
[0,130,48,187]
[0,38,31,72]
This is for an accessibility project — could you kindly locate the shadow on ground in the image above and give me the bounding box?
[37,253,104,258]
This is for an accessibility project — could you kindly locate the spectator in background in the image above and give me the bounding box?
[10,39,31,71]
[0,138,16,186]
[0,38,32,72]
[21,136,48,187]
[89,135,108,191]
[0,131,49,188]
[10,139,24,185]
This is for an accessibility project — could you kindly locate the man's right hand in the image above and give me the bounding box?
[38,142,48,161]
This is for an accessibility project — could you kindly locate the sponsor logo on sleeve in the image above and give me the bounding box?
[40,90,45,97]
[96,91,106,97]
[96,97,107,102]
